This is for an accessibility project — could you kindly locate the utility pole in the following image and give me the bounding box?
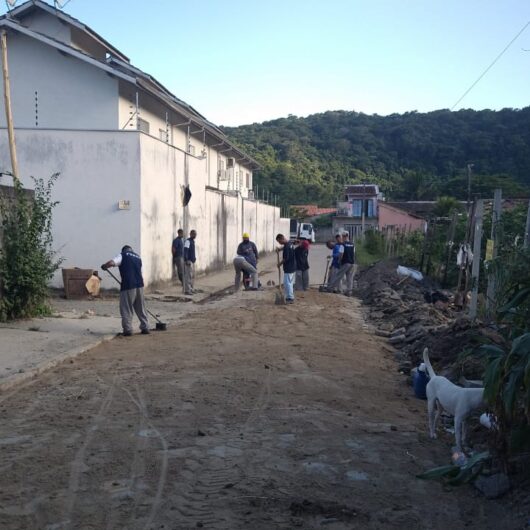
[361,183,366,240]
[442,211,458,288]
[486,189,502,315]
[524,199,530,249]
[1,30,19,180]
[469,199,484,319]
[466,164,474,213]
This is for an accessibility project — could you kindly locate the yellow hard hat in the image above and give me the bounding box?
[242,232,250,239]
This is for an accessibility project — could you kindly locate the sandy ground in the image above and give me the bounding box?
[0,281,521,529]
[0,250,284,390]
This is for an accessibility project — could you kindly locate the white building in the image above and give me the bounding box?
[0,0,287,287]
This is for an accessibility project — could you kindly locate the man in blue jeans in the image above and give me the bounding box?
[276,233,296,304]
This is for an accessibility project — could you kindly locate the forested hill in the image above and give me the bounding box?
[222,108,530,207]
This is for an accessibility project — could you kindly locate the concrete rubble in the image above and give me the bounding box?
[356,259,506,380]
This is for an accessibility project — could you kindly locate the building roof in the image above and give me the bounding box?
[378,202,425,220]
[290,204,336,217]
[5,0,129,62]
[344,184,380,196]
[385,201,440,218]
[0,1,260,169]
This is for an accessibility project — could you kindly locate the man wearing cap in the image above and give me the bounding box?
[326,231,355,294]
[236,233,259,290]
[101,245,149,336]
[237,233,258,269]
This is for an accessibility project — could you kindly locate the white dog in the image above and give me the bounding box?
[423,348,485,452]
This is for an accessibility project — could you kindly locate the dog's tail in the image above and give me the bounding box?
[422,348,436,379]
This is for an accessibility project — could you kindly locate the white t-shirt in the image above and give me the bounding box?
[112,253,123,266]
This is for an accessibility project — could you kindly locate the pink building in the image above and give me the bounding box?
[378,203,426,233]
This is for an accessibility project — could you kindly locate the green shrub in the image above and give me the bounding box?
[364,229,385,256]
[0,174,62,321]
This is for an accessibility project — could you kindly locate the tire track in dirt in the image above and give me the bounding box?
[121,384,169,530]
[168,350,274,528]
[62,376,117,529]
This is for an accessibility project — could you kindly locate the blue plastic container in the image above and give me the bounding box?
[413,368,429,399]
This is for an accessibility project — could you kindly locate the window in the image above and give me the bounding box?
[367,199,375,217]
[227,157,235,168]
[246,172,250,188]
[159,128,169,143]
[188,144,195,156]
[352,200,362,217]
[218,158,225,171]
[137,117,150,134]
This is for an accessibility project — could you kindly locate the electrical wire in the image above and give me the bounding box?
[451,20,530,110]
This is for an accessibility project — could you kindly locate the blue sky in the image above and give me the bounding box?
[4,0,530,126]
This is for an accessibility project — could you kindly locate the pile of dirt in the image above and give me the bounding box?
[357,259,505,379]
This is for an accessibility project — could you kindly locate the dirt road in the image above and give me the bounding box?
[0,288,519,529]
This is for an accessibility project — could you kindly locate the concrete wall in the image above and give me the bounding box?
[0,129,286,288]
[0,32,119,130]
[139,133,285,285]
[0,129,141,288]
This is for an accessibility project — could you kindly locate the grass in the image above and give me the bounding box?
[356,243,386,266]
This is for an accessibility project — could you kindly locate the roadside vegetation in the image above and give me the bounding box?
[0,174,61,321]
[355,195,530,473]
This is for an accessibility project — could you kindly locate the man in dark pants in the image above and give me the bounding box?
[172,228,184,284]
[101,245,149,336]
[183,229,197,295]
[294,238,310,291]
[276,233,296,304]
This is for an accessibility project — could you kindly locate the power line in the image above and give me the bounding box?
[451,20,530,111]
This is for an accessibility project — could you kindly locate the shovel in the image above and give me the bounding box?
[104,269,168,331]
[274,249,286,305]
[319,256,332,292]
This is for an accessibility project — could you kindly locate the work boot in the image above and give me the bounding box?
[141,329,150,335]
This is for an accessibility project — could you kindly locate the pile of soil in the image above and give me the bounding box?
[356,259,506,380]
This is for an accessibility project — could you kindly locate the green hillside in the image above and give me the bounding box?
[222,108,530,207]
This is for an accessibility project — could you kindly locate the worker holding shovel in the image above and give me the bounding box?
[101,245,149,337]
[276,233,296,304]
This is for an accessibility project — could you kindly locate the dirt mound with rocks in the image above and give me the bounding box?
[357,259,505,380]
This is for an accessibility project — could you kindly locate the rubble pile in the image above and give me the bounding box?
[357,259,502,379]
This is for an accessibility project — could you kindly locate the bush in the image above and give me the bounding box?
[363,229,385,256]
[0,174,62,321]
[480,333,530,460]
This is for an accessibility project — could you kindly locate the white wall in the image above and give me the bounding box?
[139,133,284,285]
[0,129,282,289]
[0,129,141,288]
[0,32,119,130]
[119,83,254,199]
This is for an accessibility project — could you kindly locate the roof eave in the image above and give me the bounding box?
[5,0,130,62]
